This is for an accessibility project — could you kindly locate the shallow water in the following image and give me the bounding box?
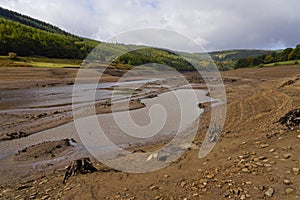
[0,79,158,111]
[0,89,210,161]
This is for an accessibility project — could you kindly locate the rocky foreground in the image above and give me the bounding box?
[0,66,300,199]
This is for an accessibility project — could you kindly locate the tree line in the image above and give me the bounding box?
[235,45,300,68]
[114,48,195,71]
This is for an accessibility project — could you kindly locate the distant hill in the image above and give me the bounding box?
[210,49,276,62]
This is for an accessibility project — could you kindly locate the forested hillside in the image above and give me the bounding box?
[0,18,99,58]
[0,7,71,35]
[235,45,300,68]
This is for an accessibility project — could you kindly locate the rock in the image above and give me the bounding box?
[149,185,157,190]
[285,188,294,194]
[223,192,230,198]
[242,168,250,173]
[64,187,72,191]
[283,153,292,159]
[240,195,246,200]
[180,181,186,187]
[292,168,299,175]
[297,135,300,138]
[269,149,275,153]
[260,144,269,148]
[265,187,274,197]
[258,156,267,160]
[245,181,252,185]
[41,195,49,200]
[206,174,215,179]
[283,179,292,185]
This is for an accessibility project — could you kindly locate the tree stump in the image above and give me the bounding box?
[63,157,97,184]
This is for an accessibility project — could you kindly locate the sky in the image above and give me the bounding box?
[1,0,300,52]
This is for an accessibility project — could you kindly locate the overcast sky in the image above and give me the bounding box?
[1,0,300,52]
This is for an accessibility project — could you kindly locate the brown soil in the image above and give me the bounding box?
[1,66,300,199]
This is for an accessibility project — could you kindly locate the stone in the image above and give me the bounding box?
[206,174,215,179]
[265,187,274,197]
[193,193,199,197]
[269,149,275,153]
[283,153,292,159]
[149,185,157,190]
[41,196,49,200]
[283,179,292,185]
[242,168,250,173]
[223,192,230,198]
[292,167,299,175]
[240,195,246,200]
[258,156,267,160]
[260,144,269,148]
[181,181,186,187]
[285,188,294,194]
[245,181,252,185]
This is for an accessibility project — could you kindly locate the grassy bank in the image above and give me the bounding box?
[0,56,82,68]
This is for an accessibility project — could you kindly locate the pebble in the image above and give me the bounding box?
[269,149,275,153]
[283,179,292,185]
[240,195,246,200]
[283,154,292,159]
[292,167,299,175]
[64,187,72,191]
[297,135,300,138]
[193,193,199,197]
[285,188,294,194]
[181,181,186,187]
[223,192,230,198]
[206,174,215,179]
[259,156,267,160]
[265,187,274,197]
[260,144,269,148]
[245,181,252,185]
[41,196,49,200]
[149,185,157,190]
[242,168,250,173]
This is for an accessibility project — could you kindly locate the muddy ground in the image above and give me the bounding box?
[0,66,300,199]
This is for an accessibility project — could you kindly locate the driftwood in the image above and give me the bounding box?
[277,109,300,130]
[63,157,97,184]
